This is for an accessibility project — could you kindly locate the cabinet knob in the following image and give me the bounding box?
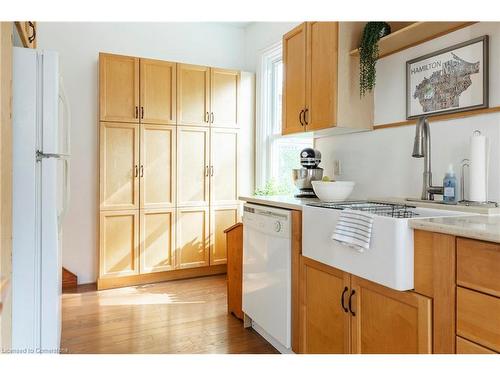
[274,221,282,233]
[348,289,356,316]
[341,286,349,313]
[299,109,305,126]
[28,22,36,44]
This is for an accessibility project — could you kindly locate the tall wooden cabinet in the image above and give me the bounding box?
[282,22,373,135]
[299,256,432,354]
[98,53,240,289]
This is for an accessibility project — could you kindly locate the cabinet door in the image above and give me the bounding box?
[210,68,239,128]
[210,205,239,266]
[177,64,210,126]
[140,209,175,274]
[14,21,37,48]
[176,207,209,269]
[282,23,306,135]
[350,276,432,354]
[140,124,176,209]
[299,257,351,353]
[100,122,139,210]
[306,22,338,131]
[210,128,238,206]
[177,126,210,207]
[140,59,176,125]
[99,210,139,278]
[99,53,139,123]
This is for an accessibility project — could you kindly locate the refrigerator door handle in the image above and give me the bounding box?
[58,158,70,228]
[59,77,71,156]
[36,150,70,161]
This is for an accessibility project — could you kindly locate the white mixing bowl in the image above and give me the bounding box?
[311,181,355,202]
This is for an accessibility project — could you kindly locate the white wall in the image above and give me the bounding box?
[37,22,248,284]
[244,22,299,72]
[316,22,500,202]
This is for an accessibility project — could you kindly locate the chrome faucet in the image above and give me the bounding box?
[411,117,444,200]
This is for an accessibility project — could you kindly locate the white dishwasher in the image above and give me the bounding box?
[242,203,292,352]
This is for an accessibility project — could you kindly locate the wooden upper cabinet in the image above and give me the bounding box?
[282,22,347,135]
[176,207,210,269]
[140,209,175,274]
[299,257,351,354]
[99,210,140,278]
[210,128,238,206]
[99,53,140,123]
[350,276,432,354]
[177,64,210,126]
[176,126,210,207]
[306,22,338,131]
[282,23,307,135]
[210,68,239,128]
[15,22,37,49]
[140,59,177,125]
[100,122,139,210]
[210,206,239,266]
[140,124,176,209]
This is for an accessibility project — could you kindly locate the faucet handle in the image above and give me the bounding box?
[460,159,470,202]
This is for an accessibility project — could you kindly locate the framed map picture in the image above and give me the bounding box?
[406,35,489,119]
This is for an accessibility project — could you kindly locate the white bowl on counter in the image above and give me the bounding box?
[311,180,355,202]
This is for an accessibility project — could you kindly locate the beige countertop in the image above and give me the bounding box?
[240,195,500,243]
[238,195,318,210]
[410,215,500,243]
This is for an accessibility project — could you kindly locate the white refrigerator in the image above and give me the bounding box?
[12,47,71,353]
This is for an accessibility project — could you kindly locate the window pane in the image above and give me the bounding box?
[271,60,283,135]
[271,137,313,193]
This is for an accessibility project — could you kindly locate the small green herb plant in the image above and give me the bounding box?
[254,179,291,196]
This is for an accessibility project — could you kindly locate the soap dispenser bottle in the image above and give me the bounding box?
[443,164,457,204]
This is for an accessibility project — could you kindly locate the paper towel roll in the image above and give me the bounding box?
[469,131,488,202]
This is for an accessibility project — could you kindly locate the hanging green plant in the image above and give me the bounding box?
[359,22,391,96]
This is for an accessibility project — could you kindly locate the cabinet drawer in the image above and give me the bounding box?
[456,336,496,354]
[457,238,500,297]
[457,287,500,352]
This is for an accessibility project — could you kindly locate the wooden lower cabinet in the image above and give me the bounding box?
[299,257,350,353]
[456,336,497,354]
[457,286,500,352]
[210,205,239,266]
[176,206,210,269]
[140,209,175,274]
[350,276,432,354]
[99,210,140,278]
[299,256,432,354]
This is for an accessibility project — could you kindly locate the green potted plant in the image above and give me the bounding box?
[359,22,391,96]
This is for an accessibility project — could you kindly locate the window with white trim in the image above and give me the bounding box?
[256,42,312,194]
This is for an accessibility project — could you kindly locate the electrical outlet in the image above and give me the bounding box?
[333,160,342,176]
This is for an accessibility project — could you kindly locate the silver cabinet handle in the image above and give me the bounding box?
[210,166,214,177]
[210,112,214,123]
[205,166,209,177]
[140,165,144,177]
[205,112,210,123]
[134,165,138,177]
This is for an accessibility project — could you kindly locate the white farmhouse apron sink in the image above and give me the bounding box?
[302,204,470,291]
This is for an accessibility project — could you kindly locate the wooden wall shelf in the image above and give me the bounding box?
[349,22,476,59]
[374,105,500,130]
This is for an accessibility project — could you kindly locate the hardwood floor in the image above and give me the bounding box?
[61,274,279,354]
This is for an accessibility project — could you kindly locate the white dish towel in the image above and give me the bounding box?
[332,209,374,252]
